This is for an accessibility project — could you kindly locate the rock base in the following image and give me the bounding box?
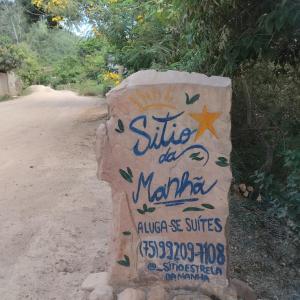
[81,272,256,300]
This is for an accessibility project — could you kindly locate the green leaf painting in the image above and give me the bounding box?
[137,204,156,215]
[119,168,133,183]
[216,156,229,167]
[183,204,215,212]
[147,207,156,213]
[185,92,200,105]
[201,203,215,209]
[183,207,205,212]
[190,152,204,161]
[115,119,125,133]
[137,208,145,215]
[122,231,131,236]
[127,167,133,178]
[117,255,130,267]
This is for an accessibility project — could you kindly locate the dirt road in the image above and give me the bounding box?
[0,86,111,300]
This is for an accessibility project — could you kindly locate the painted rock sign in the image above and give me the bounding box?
[97,70,232,290]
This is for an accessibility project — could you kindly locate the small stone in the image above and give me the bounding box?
[81,272,109,292]
[55,259,73,273]
[247,186,254,192]
[239,183,247,192]
[243,191,249,198]
[89,285,113,300]
[148,285,169,300]
[118,288,146,300]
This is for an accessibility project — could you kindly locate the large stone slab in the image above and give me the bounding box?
[96,70,232,290]
[0,72,21,96]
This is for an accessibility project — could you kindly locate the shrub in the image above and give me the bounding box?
[76,80,104,96]
[0,37,23,72]
[252,150,300,233]
[53,56,83,85]
[231,59,300,232]
[0,37,42,87]
[15,43,42,87]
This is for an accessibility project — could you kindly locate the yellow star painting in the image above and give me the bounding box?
[189,105,221,141]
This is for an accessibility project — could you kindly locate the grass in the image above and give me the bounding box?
[0,94,12,102]
[56,80,106,97]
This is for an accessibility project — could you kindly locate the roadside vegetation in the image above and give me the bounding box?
[1,0,299,296]
[0,0,119,95]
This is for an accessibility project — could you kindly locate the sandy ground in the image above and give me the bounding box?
[0,86,111,300]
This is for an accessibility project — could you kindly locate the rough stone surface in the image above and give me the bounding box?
[97,70,232,290]
[81,272,109,292]
[148,285,169,300]
[202,282,238,300]
[88,285,114,300]
[117,288,146,300]
[173,295,211,300]
[0,72,10,96]
[230,278,256,300]
[0,72,21,96]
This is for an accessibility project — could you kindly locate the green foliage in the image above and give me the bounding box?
[15,43,42,87]
[0,37,23,72]
[232,59,300,177]
[0,94,11,102]
[54,56,83,84]
[252,150,300,232]
[11,19,110,93]
[76,80,104,96]
[51,36,110,93]
[56,81,105,96]
[77,37,109,80]
[82,0,299,75]
[0,0,28,43]
[170,0,300,74]
[0,37,41,87]
[231,59,300,230]
[26,21,79,65]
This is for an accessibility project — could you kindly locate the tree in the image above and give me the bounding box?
[0,0,29,43]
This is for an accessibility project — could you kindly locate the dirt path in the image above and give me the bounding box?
[0,86,111,300]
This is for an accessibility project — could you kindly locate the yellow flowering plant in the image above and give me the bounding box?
[32,0,68,24]
[102,71,122,87]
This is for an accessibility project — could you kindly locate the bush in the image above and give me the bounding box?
[0,37,42,87]
[56,80,105,96]
[231,59,300,232]
[232,59,300,177]
[15,43,42,87]
[76,80,104,96]
[252,150,300,233]
[0,36,23,72]
[53,56,83,85]
[26,21,79,65]
[0,95,11,102]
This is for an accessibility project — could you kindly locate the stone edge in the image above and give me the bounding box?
[107,70,231,97]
